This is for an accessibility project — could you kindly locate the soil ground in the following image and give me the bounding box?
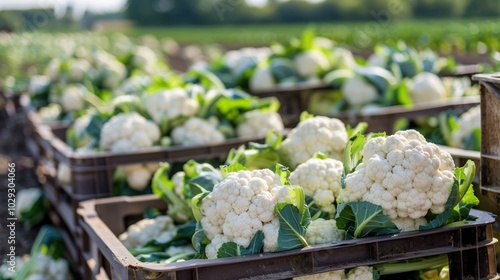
[0,105,48,265]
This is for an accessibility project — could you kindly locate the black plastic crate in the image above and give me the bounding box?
[78,195,498,280]
[27,109,268,236]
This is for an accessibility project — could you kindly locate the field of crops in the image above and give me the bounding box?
[118,19,500,52]
[1,19,499,280]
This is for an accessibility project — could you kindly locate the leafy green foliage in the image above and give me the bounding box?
[342,133,368,175]
[15,226,66,280]
[136,251,196,264]
[84,113,113,143]
[191,222,209,259]
[150,221,196,249]
[306,195,332,220]
[17,191,48,229]
[217,231,264,258]
[129,220,197,258]
[276,204,310,251]
[270,58,298,81]
[335,202,401,239]
[276,186,310,251]
[143,207,161,219]
[152,164,193,223]
[420,160,477,230]
[111,95,147,116]
[185,68,226,90]
[382,82,413,107]
[354,66,397,94]
[276,164,291,186]
[346,122,369,139]
[135,252,171,263]
[374,254,449,277]
[152,161,222,223]
[463,127,481,151]
[225,131,283,171]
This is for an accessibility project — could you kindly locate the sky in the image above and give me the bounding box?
[0,0,270,15]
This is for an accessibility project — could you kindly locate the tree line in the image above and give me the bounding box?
[126,0,500,26]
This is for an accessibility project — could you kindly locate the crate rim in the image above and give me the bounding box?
[78,195,497,274]
[473,73,500,83]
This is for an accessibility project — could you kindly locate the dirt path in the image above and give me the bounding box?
[0,108,47,261]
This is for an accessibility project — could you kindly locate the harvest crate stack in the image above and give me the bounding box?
[6,32,500,280]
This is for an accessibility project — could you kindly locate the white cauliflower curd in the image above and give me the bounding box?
[281,116,348,169]
[99,112,161,152]
[338,130,455,231]
[199,169,296,259]
[144,88,199,125]
[289,157,344,216]
[119,215,178,249]
[171,117,225,147]
[236,110,284,138]
[305,218,345,245]
[409,72,446,104]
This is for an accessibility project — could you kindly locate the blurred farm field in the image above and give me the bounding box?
[116,18,500,53]
[1,18,497,83]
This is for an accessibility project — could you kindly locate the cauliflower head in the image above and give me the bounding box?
[145,88,199,125]
[338,130,455,223]
[249,68,276,92]
[409,72,446,104]
[294,50,330,78]
[171,117,225,147]
[346,266,373,280]
[69,59,92,82]
[119,215,177,249]
[132,46,158,70]
[289,157,343,216]
[121,163,159,191]
[342,76,379,107]
[100,112,161,152]
[100,59,127,89]
[294,270,346,280]
[281,116,348,169]
[392,217,428,232]
[236,110,284,138]
[305,218,345,245]
[200,169,294,259]
[60,84,86,112]
[451,105,480,149]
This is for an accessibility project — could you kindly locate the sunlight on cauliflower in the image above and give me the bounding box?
[338,130,455,231]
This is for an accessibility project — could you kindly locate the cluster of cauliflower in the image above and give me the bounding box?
[338,129,456,231]
[247,38,358,92]
[224,47,271,79]
[199,168,295,259]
